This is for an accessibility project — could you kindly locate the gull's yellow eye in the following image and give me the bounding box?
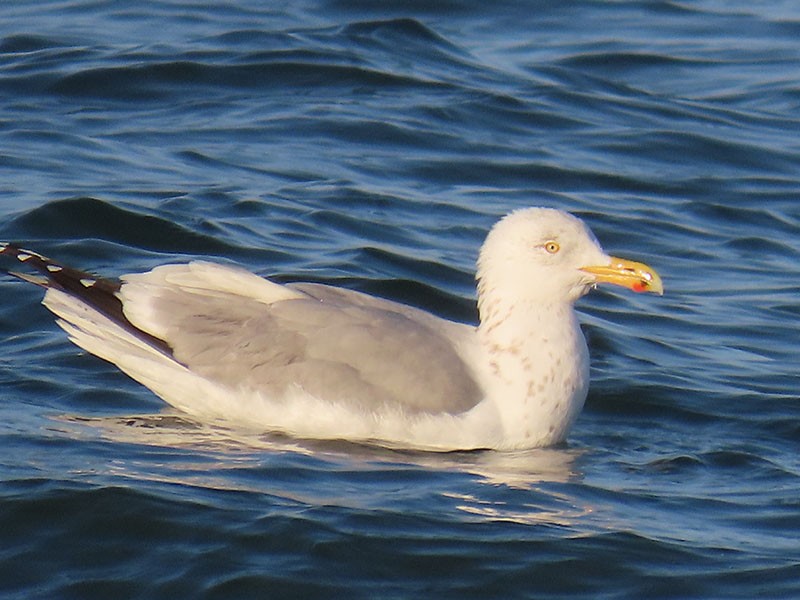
[544,241,560,254]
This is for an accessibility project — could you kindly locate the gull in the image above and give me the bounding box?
[1,207,662,450]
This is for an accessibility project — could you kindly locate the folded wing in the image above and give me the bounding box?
[120,262,483,414]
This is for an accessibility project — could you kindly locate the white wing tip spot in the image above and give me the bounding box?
[16,253,32,262]
[46,264,63,273]
[80,278,96,288]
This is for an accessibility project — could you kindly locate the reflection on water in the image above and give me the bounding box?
[59,411,590,526]
[444,490,593,527]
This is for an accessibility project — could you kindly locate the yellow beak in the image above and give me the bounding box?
[581,257,664,295]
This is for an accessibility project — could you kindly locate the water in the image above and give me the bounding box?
[1,1,799,598]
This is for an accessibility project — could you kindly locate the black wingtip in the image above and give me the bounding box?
[3,243,56,285]
[0,242,122,296]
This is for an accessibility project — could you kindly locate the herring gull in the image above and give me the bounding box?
[0,208,662,450]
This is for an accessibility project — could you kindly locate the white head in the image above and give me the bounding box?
[476,208,662,321]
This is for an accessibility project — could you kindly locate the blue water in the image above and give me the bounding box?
[1,1,799,598]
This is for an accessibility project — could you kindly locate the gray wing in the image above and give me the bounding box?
[146,282,483,415]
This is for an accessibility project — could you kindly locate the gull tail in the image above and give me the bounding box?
[0,242,173,357]
[1,243,257,422]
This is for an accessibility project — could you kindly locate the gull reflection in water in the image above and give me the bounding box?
[56,410,593,526]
